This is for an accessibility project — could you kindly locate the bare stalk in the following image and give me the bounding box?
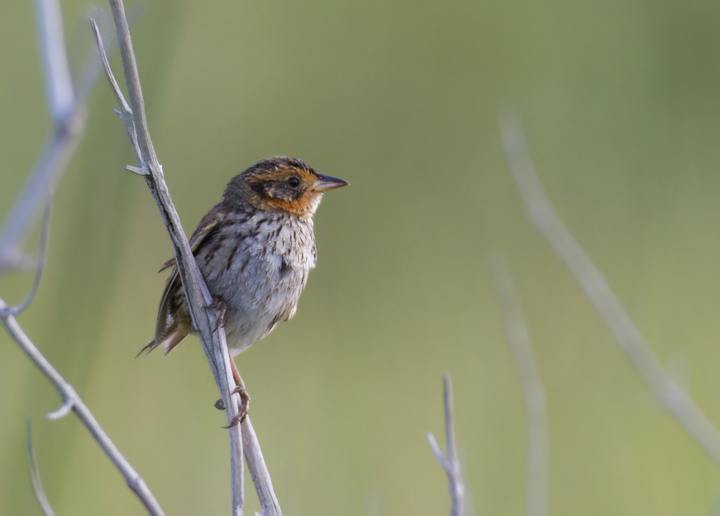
[427,374,465,516]
[97,3,282,513]
[499,110,720,467]
[0,298,165,515]
[6,198,52,316]
[0,0,85,272]
[26,422,57,516]
[0,1,166,514]
[489,252,549,516]
[242,418,282,515]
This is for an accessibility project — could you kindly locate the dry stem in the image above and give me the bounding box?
[0,297,165,515]
[0,0,165,514]
[427,374,465,516]
[26,422,56,516]
[0,0,84,272]
[96,3,282,513]
[499,110,720,467]
[489,252,549,516]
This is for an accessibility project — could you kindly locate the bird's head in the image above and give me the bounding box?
[223,157,349,216]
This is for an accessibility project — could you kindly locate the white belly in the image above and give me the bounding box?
[202,213,316,355]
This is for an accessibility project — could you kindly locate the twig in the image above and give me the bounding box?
[426,374,465,516]
[0,8,121,277]
[34,0,74,121]
[0,0,85,272]
[98,2,283,514]
[5,197,52,316]
[26,421,57,516]
[90,19,141,167]
[242,418,282,515]
[0,1,166,513]
[0,297,165,515]
[488,252,549,516]
[0,9,124,275]
[499,110,720,467]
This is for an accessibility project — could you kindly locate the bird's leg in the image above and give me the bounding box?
[215,352,251,427]
[227,355,250,427]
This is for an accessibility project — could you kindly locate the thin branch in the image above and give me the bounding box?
[0,1,166,514]
[488,252,549,516]
[0,297,165,515]
[6,197,52,316]
[0,8,123,277]
[242,418,282,516]
[0,123,82,275]
[499,110,720,467]
[427,432,449,470]
[27,421,57,516]
[101,1,244,511]
[46,398,73,421]
[426,374,465,516]
[90,18,141,166]
[0,0,85,272]
[0,9,125,274]
[99,2,283,514]
[34,0,75,122]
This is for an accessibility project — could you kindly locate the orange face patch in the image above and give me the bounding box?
[246,165,321,216]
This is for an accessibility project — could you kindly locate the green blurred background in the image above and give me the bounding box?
[3,0,720,514]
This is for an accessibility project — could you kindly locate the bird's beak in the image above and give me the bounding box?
[313,174,350,192]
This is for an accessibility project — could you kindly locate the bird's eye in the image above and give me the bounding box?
[286,177,300,188]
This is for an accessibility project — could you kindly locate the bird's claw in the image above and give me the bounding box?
[206,298,227,333]
[217,384,251,428]
[227,384,251,427]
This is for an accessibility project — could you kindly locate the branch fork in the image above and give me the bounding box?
[427,374,465,516]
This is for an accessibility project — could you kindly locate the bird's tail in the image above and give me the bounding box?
[139,261,190,358]
[137,324,189,357]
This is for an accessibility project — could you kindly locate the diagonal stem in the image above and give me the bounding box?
[0,297,165,515]
[98,2,284,513]
[489,252,549,516]
[499,109,720,468]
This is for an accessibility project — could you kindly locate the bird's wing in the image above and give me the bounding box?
[142,207,226,355]
[158,214,223,272]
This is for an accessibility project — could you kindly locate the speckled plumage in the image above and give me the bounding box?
[143,156,348,358]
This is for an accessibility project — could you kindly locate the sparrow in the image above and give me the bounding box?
[141,156,349,425]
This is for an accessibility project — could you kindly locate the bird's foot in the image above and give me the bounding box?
[215,353,250,427]
[231,383,251,426]
[215,385,250,428]
[205,297,227,333]
[218,384,250,428]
